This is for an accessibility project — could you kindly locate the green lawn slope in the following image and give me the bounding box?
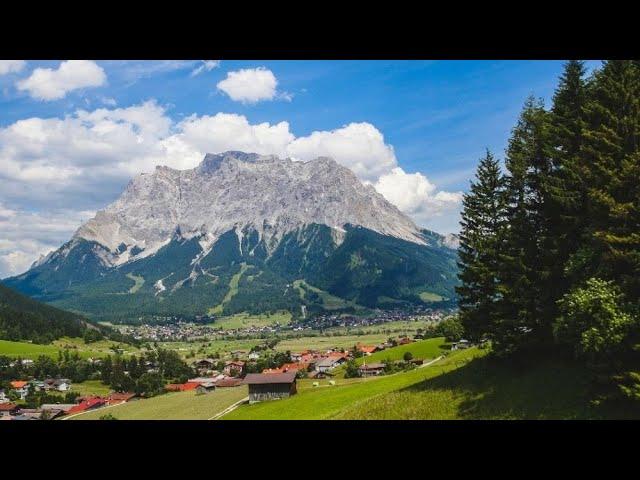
[224,347,639,420]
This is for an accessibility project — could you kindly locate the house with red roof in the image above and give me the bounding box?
[356,344,378,355]
[107,392,136,405]
[0,402,18,417]
[165,382,199,392]
[67,397,106,415]
[10,380,29,400]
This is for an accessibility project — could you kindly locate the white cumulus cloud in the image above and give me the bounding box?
[0,60,26,75]
[374,167,463,226]
[0,101,462,273]
[216,67,285,104]
[16,60,107,101]
[287,123,397,182]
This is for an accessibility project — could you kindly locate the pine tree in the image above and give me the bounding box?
[456,150,505,342]
[548,60,589,290]
[494,97,555,354]
[581,60,640,302]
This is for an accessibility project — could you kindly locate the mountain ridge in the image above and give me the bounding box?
[6,152,459,322]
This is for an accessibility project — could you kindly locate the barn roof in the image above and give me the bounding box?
[243,372,297,385]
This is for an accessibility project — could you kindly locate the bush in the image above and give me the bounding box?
[554,278,635,363]
[403,351,414,362]
[344,360,360,378]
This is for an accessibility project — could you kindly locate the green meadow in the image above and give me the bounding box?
[354,337,448,365]
[68,385,248,420]
[223,349,479,420]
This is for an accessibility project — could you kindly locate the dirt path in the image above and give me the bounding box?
[209,396,249,420]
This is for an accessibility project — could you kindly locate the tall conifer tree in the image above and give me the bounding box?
[581,60,640,302]
[495,97,554,354]
[457,150,505,341]
[549,60,589,291]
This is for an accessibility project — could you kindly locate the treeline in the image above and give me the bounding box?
[0,283,89,343]
[458,60,640,402]
[100,348,194,396]
[0,282,135,345]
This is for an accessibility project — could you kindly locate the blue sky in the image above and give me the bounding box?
[0,60,603,277]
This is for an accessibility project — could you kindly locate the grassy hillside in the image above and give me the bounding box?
[354,337,447,365]
[223,348,638,420]
[68,386,248,420]
[223,349,478,420]
[336,354,639,420]
[0,337,140,359]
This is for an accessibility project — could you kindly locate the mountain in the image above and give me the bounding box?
[5,152,459,322]
[0,282,102,343]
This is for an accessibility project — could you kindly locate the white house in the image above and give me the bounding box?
[53,379,72,391]
[315,357,346,373]
[0,389,8,404]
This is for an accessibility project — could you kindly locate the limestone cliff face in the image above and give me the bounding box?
[75,151,425,266]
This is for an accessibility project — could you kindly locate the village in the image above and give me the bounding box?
[0,332,471,420]
[113,307,455,342]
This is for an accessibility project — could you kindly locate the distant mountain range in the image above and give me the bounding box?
[5,152,459,322]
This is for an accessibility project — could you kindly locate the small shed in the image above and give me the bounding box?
[196,382,217,394]
[243,372,297,403]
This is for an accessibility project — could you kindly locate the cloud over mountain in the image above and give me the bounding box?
[0,100,461,277]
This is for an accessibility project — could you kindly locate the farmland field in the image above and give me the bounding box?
[211,310,292,330]
[0,339,64,359]
[68,385,248,420]
[0,337,141,360]
[274,332,418,352]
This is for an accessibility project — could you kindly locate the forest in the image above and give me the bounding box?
[457,60,640,403]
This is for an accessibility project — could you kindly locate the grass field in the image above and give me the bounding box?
[71,380,113,397]
[212,311,292,330]
[354,337,448,365]
[223,345,638,420]
[68,385,248,420]
[418,291,444,302]
[0,337,140,360]
[223,349,478,420]
[0,339,65,359]
[274,332,419,352]
[208,263,250,315]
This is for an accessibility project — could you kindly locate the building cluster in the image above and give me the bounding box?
[115,308,454,342]
[0,385,137,421]
[117,322,220,342]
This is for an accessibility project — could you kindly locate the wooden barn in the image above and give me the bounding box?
[243,372,297,403]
